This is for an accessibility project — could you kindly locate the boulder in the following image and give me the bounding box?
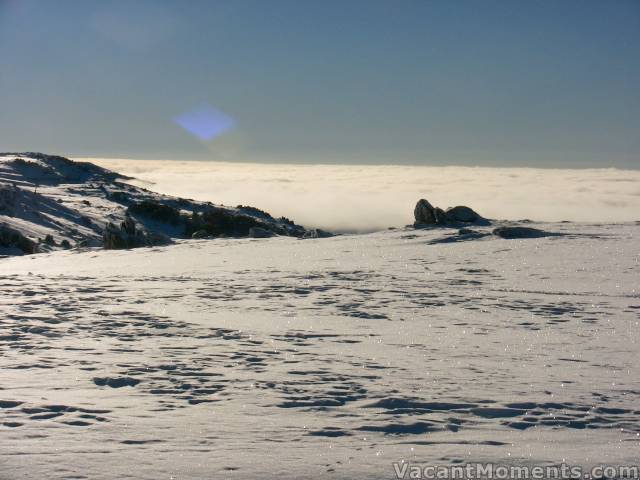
[414,199,484,226]
[414,199,436,224]
[444,206,481,223]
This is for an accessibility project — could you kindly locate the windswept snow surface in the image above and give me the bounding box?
[1,223,639,479]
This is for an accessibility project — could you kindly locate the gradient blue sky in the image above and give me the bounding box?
[1,0,638,167]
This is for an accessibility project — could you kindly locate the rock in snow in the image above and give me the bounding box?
[191,229,210,239]
[301,228,334,239]
[414,198,437,224]
[413,198,484,227]
[0,223,38,255]
[413,198,564,241]
[249,226,275,238]
[492,226,556,239]
[444,205,481,223]
[102,215,169,250]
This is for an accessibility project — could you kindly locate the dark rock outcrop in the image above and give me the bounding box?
[103,215,169,250]
[444,206,481,223]
[93,376,140,388]
[249,227,275,238]
[433,207,447,224]
[414,198,485,227]
[0,224,37,255]
[492,226,556,239]
[414,199,437,224]
[0,184,19,216]
[189,208,270,238]
[127,200,182,225]
[191,229,210,239]
[301,228,334,239]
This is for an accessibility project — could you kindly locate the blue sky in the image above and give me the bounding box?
[0,0,638,167]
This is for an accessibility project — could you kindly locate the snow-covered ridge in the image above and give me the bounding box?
[0,152,316,256]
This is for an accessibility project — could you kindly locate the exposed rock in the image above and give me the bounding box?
[121,215,136,236]
[189,208,274,238]
[108,191,130,204]
[127,200,182,225]
[103,222,136,250]
[75,239,98,248]
[191,229,210,239]
[145,231,170,246]
[414,198,486,227]
[237,205,274,220]
[493,226,554,239]
[0,184,19,216]
[414,198,436,224]
[102,215,167,250]
[444,206,481,223]
[427,228,491,245]
[301,228,334,239]
[0,224,37,255]
[249,227,275,238]
[433,207,447,225]
[93,376,140,388]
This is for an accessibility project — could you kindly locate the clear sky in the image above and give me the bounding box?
[1,0,638,168]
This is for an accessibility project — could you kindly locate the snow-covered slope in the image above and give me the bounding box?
[0,222,638,479]
[0,152,311,256]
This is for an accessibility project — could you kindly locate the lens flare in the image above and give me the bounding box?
[173,105,236,141]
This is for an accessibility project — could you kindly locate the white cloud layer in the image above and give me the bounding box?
[85,158,640,232]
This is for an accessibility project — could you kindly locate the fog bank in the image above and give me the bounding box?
[86,158,640,232]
